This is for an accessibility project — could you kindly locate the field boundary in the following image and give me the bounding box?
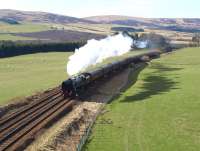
[76,104,105,151]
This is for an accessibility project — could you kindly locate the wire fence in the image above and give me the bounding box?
[76,104,105,151]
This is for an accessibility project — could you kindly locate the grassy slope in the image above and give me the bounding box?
[85,47,200,151]
[0,22,51,40]
[0,52,72,105]
[0,22,50,33]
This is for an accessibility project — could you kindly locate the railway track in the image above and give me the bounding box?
[0,87,75,151]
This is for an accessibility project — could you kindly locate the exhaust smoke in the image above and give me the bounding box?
[134,40,148,48]
[66,33,133,76]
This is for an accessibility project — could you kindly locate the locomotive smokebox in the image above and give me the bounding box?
[61,79,74,95]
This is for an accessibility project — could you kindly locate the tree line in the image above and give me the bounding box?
[0,41,85,58]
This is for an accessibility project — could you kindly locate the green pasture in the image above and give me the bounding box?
[0,52,72,105]
[0,22,51,41]
[85,47,200,151]
[0,22,50,33]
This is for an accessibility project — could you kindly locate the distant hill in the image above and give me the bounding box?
[84,15,200,32]
[84,15,146,23]
[0,10,199,33]
[0,9,95,24]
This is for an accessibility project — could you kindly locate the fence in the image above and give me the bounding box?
[76,104,105,151]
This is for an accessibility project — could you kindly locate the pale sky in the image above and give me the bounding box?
[0,0,199,18]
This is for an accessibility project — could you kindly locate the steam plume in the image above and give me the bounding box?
[134,40,148,48]
[67,33,133,76]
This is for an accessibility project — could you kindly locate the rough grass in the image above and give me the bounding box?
[84,47,200,151]
[0,52,72,105]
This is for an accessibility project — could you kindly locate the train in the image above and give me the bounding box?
[62,50,161,97]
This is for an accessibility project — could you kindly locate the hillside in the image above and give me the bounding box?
[84,15,200,32]
[0,9,199,33]
[1,10,199,32]
[0,9,95,24]
[0,10,199,42]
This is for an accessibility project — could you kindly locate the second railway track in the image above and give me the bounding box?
[0,87,76,151]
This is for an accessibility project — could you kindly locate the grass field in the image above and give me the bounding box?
[0,52,72,105]
[84,47,200,151]
[0,22,50,33]
[0,22,51,41]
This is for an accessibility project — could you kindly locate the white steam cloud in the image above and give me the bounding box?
[67,33,133,76]
[134,40,148,48]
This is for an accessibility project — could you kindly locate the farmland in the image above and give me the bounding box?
[84,47,200,151]
[0,20,195,45]
[0,22,107,41]
[0,22,51,41]
[0,52,72,105]
[0,22,50,33]
[15,30,105,42]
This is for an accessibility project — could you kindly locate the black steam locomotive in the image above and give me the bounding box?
[62,51,160,97]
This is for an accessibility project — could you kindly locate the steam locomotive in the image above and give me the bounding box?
[62,51,160,97]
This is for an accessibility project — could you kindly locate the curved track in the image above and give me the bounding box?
[0,87,75,151]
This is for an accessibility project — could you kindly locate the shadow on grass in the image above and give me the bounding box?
[120,63,183,103]
[151,63,184,72]
[107,62,148,104]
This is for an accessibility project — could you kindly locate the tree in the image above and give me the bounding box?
[192,33,200,47]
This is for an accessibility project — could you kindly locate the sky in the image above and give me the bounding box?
[0,0,199,18]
